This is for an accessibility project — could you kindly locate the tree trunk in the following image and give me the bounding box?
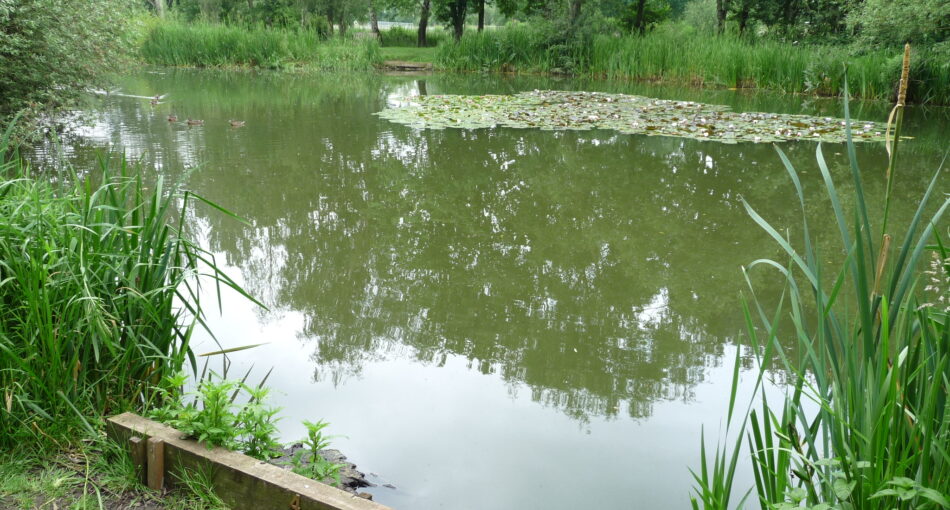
[635,0,647,34]
[246,0,253,10]
[737,3,749,36]
[417,0,430,47]
[151,0,165,17]
[570,0,583,22]
[338,12,348,37]
[477,0,485,31]
[369,0,381,39]
[716,0,728,34]
[451,0,468,42]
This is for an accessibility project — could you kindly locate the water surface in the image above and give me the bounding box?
[37,70,947,509]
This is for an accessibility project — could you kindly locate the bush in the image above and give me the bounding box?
[0,135,250,446]
[0,0,130,141]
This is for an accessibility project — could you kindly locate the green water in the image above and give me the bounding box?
[41,70,947,509]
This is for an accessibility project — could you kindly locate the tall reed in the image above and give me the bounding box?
[690,56,949,509]
[140,21,381,70]
[0,129,254,445]
[437,24,950,104]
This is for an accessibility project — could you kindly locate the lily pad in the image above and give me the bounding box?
[376,90,889,144]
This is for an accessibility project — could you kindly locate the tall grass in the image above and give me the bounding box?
[436,24,584,73]
[0,129,253,446]
[140,21,381,70]
[437,24,950,104]
[691,62,949,509]
[378,26,448,47]
[589,29,950,104]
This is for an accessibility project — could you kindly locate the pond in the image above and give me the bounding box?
[35,70,948,509]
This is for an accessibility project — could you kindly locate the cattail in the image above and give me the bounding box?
[897,43,910,106]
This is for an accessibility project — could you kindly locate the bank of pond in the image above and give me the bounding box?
[138,21,950,105]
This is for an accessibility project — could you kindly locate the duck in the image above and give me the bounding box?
[150,98,159,106]
[228,119,245,128]
[186,119,204,126]
[167,115,178,122]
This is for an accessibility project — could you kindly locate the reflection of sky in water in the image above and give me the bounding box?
[34,70,944,509]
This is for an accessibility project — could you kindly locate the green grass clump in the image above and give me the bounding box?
[436,24,583,73]
[379,26,448,47]
[588,27,950,104]
[690,75,950,508]
[0,129,250,446]
[140,21,381,70]
[437,23,949,104]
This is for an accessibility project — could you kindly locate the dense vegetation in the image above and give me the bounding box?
[140,20,381,69]
[691,71,950,509]
[0,133,249,446]
[0,0,130,140]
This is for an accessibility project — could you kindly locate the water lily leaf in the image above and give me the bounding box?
[376,90,889,144]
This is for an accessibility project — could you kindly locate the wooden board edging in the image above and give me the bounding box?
[106,412,392,510]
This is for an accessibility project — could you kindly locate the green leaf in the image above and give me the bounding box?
[918,488,950,508]
[834,479,856,500]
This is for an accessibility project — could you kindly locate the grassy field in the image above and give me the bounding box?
[381,46,438,63]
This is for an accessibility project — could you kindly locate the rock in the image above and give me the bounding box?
[269,446,374,493]
[356,492,373,500]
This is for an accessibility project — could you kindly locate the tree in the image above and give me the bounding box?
[436,0,468,41]
[418,0,431,46]
[0,0,129,141]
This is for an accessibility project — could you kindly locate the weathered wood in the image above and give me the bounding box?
[129,436,147,485]
[106,413,390,510]
[147,436,165,491]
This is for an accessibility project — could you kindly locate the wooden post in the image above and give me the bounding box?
[147,437,165,491]
[129,436,147,485]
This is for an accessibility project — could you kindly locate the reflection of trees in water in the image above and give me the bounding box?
[50,70,939,422]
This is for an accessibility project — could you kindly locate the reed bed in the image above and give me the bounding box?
[691,65,949,508]
[436,25,583,73]
[378,26,448,47]
[140,21,381,70]
[589,31,949,104]
[437,25,950,104]
[0,131,251,446]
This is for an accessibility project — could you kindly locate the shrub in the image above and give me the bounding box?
[0,0,131,140]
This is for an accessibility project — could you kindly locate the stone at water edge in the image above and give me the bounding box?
[269,444,374,492]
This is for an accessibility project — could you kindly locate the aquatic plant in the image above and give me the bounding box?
[690,60,949,509]
[149,371,283,460]
[436,24,950,104]
[0,126,254,445]
[139,21,381,70]
[376,90,889,144]
[291,420,344,487]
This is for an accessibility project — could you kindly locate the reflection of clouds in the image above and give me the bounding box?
[48,70,920,428]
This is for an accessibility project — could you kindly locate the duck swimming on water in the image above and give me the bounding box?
[186,118,204,126]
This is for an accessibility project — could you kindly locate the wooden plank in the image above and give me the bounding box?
[107,413,391,510]
[129,436,146,485]
[147,436,165,491]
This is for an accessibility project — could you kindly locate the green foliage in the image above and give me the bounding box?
[691,80,949,509]
[290,420,345,486]
[0,133,252,446]
[587,25,950,103]
[139,20,381,69]
[847,0,949,48]
[150,372,283,460]
[436,21,587,72]
[379,25,447,46]
[0,0,131,140]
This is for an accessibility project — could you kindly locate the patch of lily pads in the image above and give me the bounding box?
[376,90,889,144]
